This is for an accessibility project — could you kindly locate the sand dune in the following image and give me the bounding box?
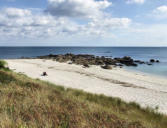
[6,59,167,114]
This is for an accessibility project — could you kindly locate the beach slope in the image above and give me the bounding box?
[6,59,167,114]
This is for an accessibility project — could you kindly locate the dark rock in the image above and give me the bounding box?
[37,54,151,69]
[83,64,89,68]
[101,65,112,69]
[134,60,145,64]
[95,60,104,65]
[131,63,138,66]
[147,63,152,65]
[150,59,155,63]
[156,60,160,63]
[117,64,124,67]
[105,58,117,65]
[42,72,47,76]
[115,56,137,66]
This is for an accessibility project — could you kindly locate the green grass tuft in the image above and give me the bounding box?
[0,60,6,69]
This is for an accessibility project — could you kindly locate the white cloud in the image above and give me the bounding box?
[2,8,31,18]
[0,8,77,38]
[46,0,112,18]
[88,18,131,29]
[152,5,167,19]
[0,3,133,46]
[0,7,132,39]
[156,5,167,13]
[126,0,145,4]
[85,17,131,36]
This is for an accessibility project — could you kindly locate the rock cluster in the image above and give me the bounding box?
[37,53,160,69]
[38,53,140,67]
[150,59,160,63]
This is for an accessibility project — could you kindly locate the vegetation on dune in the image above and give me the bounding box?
[0,65,167,127]
[0,60,7,69]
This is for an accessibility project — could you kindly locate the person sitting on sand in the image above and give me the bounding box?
[42,72,48,76]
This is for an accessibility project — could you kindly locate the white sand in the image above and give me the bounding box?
[6,59,167,114]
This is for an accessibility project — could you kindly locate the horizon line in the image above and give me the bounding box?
[0,46,167,47]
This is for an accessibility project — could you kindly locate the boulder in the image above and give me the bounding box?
[42,72,48,76]
[83,63,89,68]
[101,65,112,69]
[156,60,160,63]
[116,56,137,66]
[150,59,155,63]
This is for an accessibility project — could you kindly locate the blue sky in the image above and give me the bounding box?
[0,0,167,46]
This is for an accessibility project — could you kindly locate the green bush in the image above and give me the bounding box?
[0,60,7,69]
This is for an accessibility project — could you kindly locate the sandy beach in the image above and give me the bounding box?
[6,59,167,114]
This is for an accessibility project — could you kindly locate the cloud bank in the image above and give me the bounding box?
[0,0,131,42]
[1,0,167,46]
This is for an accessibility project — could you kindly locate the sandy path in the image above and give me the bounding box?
[6,59,167,114]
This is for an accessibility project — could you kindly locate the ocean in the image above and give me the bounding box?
[0,46,167,77]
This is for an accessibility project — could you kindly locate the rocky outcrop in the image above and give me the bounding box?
[114,56,137,66]
[37,53,159,69]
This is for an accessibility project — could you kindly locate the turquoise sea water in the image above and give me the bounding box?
[0,47,166,77]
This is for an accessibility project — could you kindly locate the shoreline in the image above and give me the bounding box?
[5,59,167,114]
[124,66,167,79]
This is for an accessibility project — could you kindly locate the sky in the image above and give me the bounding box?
[0,0,167,46]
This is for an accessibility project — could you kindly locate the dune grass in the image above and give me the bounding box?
[0,67,167,127]
[0,60,7,69]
